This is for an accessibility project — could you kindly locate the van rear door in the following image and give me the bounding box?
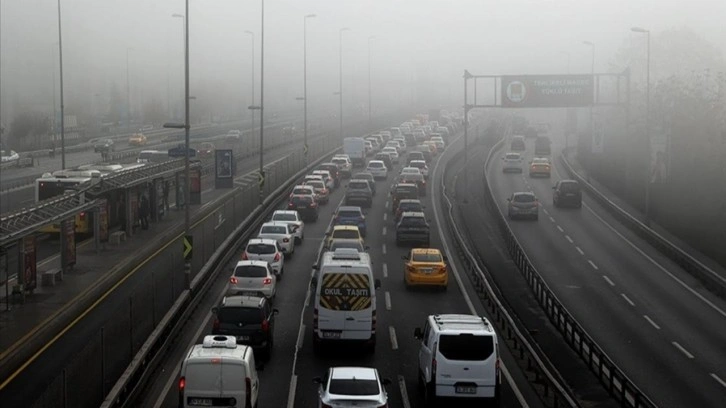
[436,333,496,397]
[183,360,223,407]
[318,270,373,340]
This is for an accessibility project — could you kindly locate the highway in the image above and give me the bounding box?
[458,129,726,407]
[138,127,536,408]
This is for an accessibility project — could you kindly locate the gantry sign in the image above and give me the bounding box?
[501,75,594,108]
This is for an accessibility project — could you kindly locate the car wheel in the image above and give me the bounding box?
[423,380,436,407]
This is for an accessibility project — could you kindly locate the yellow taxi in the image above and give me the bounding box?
[325,225,363,248]
[129,133,147,146]
[529,157,551,178]
[403,248,448,290]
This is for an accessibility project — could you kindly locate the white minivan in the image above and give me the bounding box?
[311,248,380,354]
[414,314,500,405]
[179,335,260,408]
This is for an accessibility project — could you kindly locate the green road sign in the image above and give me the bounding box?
[183,235,193,260]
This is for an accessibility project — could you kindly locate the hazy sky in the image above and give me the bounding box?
[1,0,724,123]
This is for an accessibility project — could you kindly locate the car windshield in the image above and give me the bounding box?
[349,182,368,189]
[410,162,425,168]
[261,226,287,234]
[401,216,426,226]
[217,307,262,324]
[506,154,520,160]
[307,181,325,189]
[368,162,383,168]
[513,194,536,203]
[439,334,495,361]
[293,188,312,195]
[332,158,347,165]
[333,230,359,239]
[338,210,362,218]
[328,379,380,396]
[291,196,312,205]
[234,265,268,278]
[273,213,297,222]
[246,244,276,254]
[395,186,418,195]
[412,252,442,262]
[399,203,422,212]
[560,182,580,193]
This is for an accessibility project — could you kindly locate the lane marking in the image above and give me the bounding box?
[383,213,387,221]
[602,275,616,286]
[382,226,387,236]
[588,260,599,270]
[385,200,389,209]
[575,246,584,256]
[621,293,635,307]
[565,235,573,244]
[672,341,694,359]
[286,375,298,408]
[556,225,564,233]
[583,202,726,319]
[710,373,726,389]
[296,323,306,349]
[385,291,392,311]
[382,263,388,278]
[549,216,555,222]
[398,375,412,408]
[382,244,387,255]
[389,326,399,350]
[643,315,661,330]
[542,208,549,215]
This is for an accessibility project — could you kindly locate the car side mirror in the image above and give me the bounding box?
[382,378,392,386]
[374,279,381,289]
[273,308,279,315]
[211,307,218,314]
[312,377,323,384]
[414,327,423,339]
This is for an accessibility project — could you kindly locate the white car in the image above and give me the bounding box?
[331,155,353,178]
[291,184,316,198]
[400,167,421,176]
[242,238,285,278]
[430,135,445,151]
[258,222,295,258]
[381,147,399,164]
[392,138,407,152]
[502,152,523,173]
[311,170,335,190]
[227,260,277,298]
[408,160,429,179]
[436,126,450,137]
[366,160,388,180]
[0,149,19,163]
[314,367,391,408]
[271,210,305,244]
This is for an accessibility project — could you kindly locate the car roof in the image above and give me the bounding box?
[411,248,442,256]
[293,185,314,190]
[394,183,418,189]
[262,221,291,227]
[338,206,363,213]
[353,172,373,178]
[332,225,360,231]
[235,260,269,267]
[430,314,494,334]
[513,191,535,197]
[399,199,422,205]
[222,295,266,308]
[273,210,298,216]
[248,238,278,245]
[329,367,379,381]
[368,160,384,164]
[401,211,425,218]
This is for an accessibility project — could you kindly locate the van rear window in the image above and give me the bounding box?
[438,334,494,361]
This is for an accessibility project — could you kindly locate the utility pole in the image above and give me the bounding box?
[303,14,316,163]
[57,0,66,169]
[367,36,375,132]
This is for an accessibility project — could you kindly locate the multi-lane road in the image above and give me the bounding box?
[460,130,726,407]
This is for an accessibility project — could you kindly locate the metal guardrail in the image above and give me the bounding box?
[439,133,579,408]
[481,133,658,408]
[559,152,726,300]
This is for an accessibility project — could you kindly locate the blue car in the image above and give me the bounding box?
[333,206,367,237]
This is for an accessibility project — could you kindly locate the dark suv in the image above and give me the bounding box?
[391,183,419,214]
[212,294,279,360]
[288,194,319,221]
[334,206,367,237]
[394,199,424,223]
[553,180,582,208]
[345,179,373,208]
[396,211,430,246]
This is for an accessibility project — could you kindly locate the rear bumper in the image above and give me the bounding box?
[406,272,448,286]
[435,384,496,398]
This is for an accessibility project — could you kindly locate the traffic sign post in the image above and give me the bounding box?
[183,235,193,261]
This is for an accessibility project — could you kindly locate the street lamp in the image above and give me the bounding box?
[126,47,133,134]
[367,36,376,132]
[56,0,66,169]
[631,26,651,221]
[172,13,185,117]
[583,41,595,164]
[256,0,266,200]
[339,27,350,140]
[303,14,316,163]
[244,30,255,140]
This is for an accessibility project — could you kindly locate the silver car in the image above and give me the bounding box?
[502,152,523,173]
[258,222,295,258]
[271,210,305,244]
[314,367,390,408]
[507,192,539,220]
[227,260,277,298]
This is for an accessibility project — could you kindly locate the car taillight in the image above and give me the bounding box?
[241,252,248,260]
[432,357,437,379]
[79,212,86,220]
[245,377,252,407]
[313,307,318,329]
[371,309,376,333]
[274,252,281,262]
[230,276,238,285]
[213,318,220,331]
[261,319,269,332]
[263,277,272,285]
[288,202,295,208]
[178,376,186,391]
[311,202,318,208]
[283,237,290,243]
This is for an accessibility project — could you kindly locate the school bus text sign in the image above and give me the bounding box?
[501,75,594,108]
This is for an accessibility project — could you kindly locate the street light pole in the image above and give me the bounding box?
[583,41,595,165]
[57,0,66,169]
[184,1,190,234]
[632,27,651,221]
[303,14,316,163]
[260,0,265,200]
[367,36,375,132]
[339,28,350,139]
[244,30,255,142]
[172,13,185,118]
[126,47,132,135]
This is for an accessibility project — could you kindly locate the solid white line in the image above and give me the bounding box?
[575,246,585,255]
[383,213,387,221]
[621,293,635,307]
[398,375,412,408]
[565,235,573,244]
[382,244,387,255]
[584,202,726,319]
[556,225,564,233]
[286,375,298,408]
[549,216,555,222]
[385,291,392,311]
[710,373,726,389]
[389,326,399,350]
[672,341,695,359]
[382,226,387,236]
[500,362,530,408]
[296,323,306,349]
[382,263,388,278]
[643,315,661,330]
[602,275,615,287]
[588,260,599,270]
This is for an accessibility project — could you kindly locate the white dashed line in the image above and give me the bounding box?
[382,263,388,278]
[542,208,549,215]
[711,373,726,389]
[549,216,555,222]
[382,244,387,255]
[621,293,635,307]
[385,291,392,311]
[286,375,298,408]
[385,200,389,209]
[389,326,399,350]
[575,246,584,255]
[602,275,615,286]
[383,213,387,221]
[565,235,573,243]
[643,315,661,330]
[556,225,564,233]
[672,341,694,359]
[382,227,387,236]
[588,260,599,270]
[398,375,412,408]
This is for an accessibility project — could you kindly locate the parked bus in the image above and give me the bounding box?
[35,170,102,234]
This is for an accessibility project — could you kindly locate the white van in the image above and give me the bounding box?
[311,248,380,354]
[179,335,260,408]
[414,314,500,405]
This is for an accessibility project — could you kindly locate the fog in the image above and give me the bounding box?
[1,0,725,128]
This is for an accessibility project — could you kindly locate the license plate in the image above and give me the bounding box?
[322,331,341,339]
[420,268,433,274]
[455,385,477,394]
[237,335,250,341]
[188,398,213,406]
